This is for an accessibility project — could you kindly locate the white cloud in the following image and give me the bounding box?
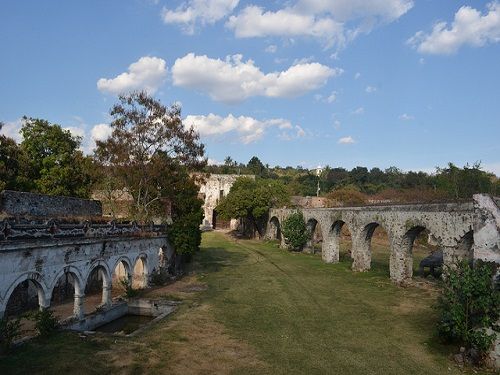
[399,113,414,121]
[226,1,413,48]
[352,107,364,115]
[91,123,113,142]
[338,136,355,144]
[172,53,339,103]
[333,119,341,129]
[354,72,361,79]
[63,126,86,139]
[97,56,168,95]
[265,44,277,53]
[315,91,338,103]
[407,2,500,54]
[162,0,239,33]
[226,6,344,48]
[0,119,23,143]
[365,85,377,93]
[419,57,425,64]
[183,113,293,143]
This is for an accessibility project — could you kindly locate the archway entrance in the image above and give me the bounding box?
[84,266,110,313]
[212,209,230,230]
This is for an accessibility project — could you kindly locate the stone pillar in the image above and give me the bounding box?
[74,293,85,320]
[322,235,339,263]
[442,245,462,270]
[102,285,112,307]
[351,231,371,272]
[389,237,412,284]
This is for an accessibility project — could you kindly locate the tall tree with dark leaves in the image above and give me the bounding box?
[94,91,206,224]
[19,117,94,197]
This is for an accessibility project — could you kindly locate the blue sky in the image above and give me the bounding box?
[1,0,499,175]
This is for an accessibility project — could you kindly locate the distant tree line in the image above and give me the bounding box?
[206,156,500,203]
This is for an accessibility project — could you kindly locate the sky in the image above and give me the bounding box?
[1,0,499,175]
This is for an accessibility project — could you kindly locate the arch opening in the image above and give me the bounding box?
[132,256,148,289]
[5,279,45,318]
[84,265,110,312]
[403,226,441,280]
[112,259,132,297]
[268,216,282,243]
[50,271,81,321]
[332,221,352,263]
[362,223,390,276]
[306,218,322,254]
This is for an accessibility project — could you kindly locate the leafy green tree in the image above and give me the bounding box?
[167,170,204,256]
[435,162,493,199]
[94,91,205,223]
[216,177,289,237]
[437,260,500,361]
[281,212,310,250]
[19,117,93,197]
[247,156,266,177]
[0,123,23,191]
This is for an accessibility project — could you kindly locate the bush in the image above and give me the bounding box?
[281,212,310,251]
[30,309,59,337]
[0,317,21,353]
[437,260,500,362]
[120,277,139,298]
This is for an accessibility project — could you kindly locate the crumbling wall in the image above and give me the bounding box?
[1,190,102,219]
[473,194,500,369]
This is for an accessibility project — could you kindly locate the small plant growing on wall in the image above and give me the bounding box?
[437,260,500,364]
[281,212,310,251]
[0,317,21,353]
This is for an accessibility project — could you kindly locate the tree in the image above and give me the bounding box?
[437,260,500,363]
[281,212,310,251]
[0,123,23,191]
[19,117,94,197]
[247,156,266,177]
[216,177,289,237]
[94,91,205,223]
[435,162,493,199]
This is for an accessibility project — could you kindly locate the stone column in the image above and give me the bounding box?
[351,231,371,272]
[322,235,339,264]
[389,237,412,284]
[101,285,112,307]
[73,293,85,320]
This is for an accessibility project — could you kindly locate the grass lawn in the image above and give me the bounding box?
[0,232,491,374]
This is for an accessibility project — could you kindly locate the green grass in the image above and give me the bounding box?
[195,232,484,375]
[0,232,490,374]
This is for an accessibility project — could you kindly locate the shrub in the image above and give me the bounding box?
[437,260,500,362]
[30,309,59,337]
[120,277,139,298]
[0,317,21,353]
[281,212,310,251]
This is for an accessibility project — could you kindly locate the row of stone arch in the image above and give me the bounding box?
[1,254,150,320]
[268,215,474,283]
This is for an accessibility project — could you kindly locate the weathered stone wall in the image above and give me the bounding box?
[269,201,474,283]
[0,235,170,319]
[472,194,500,368]
[1,190,102,219]
[198,174,254,229]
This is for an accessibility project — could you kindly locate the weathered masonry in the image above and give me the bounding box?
[0,191,172,320]
[268,194,500,284]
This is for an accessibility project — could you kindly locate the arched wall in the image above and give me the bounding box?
[269,204,474,283]
[0,236,169,319]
